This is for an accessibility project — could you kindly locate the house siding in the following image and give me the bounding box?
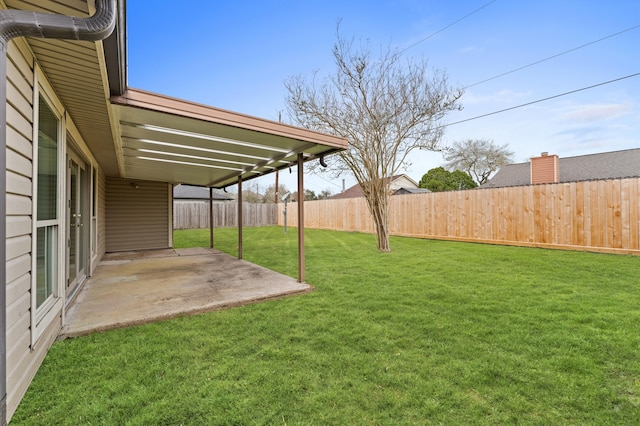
[4,38,62,421]
[389,175,418,192]
[106,178,171,252]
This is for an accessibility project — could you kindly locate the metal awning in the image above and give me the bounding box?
[110,88,347,187]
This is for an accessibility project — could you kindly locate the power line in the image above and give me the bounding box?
[442,72,640,128]
[463,25,640,90]
[399,0,498,55]
[314,172,344,189]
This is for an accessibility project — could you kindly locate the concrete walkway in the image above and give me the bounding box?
[61,248,311,338]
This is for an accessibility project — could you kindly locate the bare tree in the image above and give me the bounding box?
[318,188,333,200]
[444,139,514,185]
[263,184,289,203]
[285,30,463,252]
[241,189,262,204]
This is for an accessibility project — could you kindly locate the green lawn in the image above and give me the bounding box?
[12,227,640,425]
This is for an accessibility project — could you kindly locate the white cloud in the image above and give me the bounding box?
[459,45,484,54]
[557,102,634,123]
[463,89,533,105]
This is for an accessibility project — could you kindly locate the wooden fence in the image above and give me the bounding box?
[278,178,640,255]
[174,202,278,229]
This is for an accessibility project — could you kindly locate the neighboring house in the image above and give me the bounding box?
[331,174,420,199]
[173,184,233,203]
[0,1,347,422]
[483,149,640,188]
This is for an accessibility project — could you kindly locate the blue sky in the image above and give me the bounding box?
[127,1,639,194]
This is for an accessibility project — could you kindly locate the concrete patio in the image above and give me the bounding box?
[61,248,311,338]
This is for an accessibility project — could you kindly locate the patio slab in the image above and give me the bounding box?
[61,248,311,338]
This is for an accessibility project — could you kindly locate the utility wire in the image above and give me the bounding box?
[314,172,344,189]
[463,25,640,90]
[399,0,498,55]
[442,72,640,128]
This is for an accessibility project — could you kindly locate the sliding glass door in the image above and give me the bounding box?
[67,147,89,303]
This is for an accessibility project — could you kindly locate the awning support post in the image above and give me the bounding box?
[297,153,305,283]
[238,176,243,260]
[209,187,214,248]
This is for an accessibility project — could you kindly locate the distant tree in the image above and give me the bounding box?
[241,189,262,203]
[285,28,463,252]
[419,167,477,192]
[289,190,317,202]
[318,189,333,200]
[304,189,318,201]
[449,170,478,190]
[419,167,449,192]
[444,139,514,185]
[263,184,289,203]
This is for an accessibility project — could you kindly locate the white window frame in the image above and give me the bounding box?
[66,115,99,276]
[31,66,66,347]
[91,165,98,261]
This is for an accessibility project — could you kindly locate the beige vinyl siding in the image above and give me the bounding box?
[106,178,171,252]
[6,311,60,420]
[5,38,62,421]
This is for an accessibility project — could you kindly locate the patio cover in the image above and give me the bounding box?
[110,88,347,187]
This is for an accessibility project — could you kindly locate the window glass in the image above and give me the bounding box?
[36,226,57,308]
[35,95,60,310]
[37,97,58,221]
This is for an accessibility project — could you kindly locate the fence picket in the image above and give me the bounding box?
[278,178,639,255]
[173,202,278,229]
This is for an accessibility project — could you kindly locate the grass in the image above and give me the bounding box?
[12,227,640,425]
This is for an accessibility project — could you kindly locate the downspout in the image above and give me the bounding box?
[209,187,214,248]
[0,1,117,424]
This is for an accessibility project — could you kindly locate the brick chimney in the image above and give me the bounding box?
[530,152,559,184]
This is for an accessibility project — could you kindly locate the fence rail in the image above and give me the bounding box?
[174,202,278,229]
[278,178,640,255]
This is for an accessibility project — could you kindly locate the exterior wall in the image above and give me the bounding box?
[4,38,64,421]
[105,178,171,252]
[4,34,111,420]
[531,153,559,184]
[390,175,418,192]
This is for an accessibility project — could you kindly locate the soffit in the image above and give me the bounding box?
[111,89,347,188]
[6,0,120,176]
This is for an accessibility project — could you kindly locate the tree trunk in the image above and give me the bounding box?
[366,187,391,252]
[375,217,390,252]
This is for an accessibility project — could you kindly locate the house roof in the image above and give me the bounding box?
[393,187,431,195]
[14,0,347,188]
[331,174,417,199]
[484,148,640,188]
[173,185,232,201]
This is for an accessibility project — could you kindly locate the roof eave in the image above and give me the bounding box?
[110,88,347,149]
[110,88,348,188]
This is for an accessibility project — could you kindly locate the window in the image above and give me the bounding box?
[35,227,57,307]
[34,95,60,315]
